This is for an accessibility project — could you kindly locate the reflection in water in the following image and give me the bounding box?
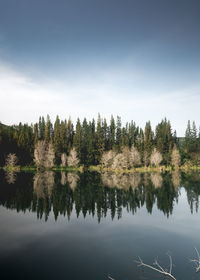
[5,171,17,184]
[101,173,141,190]
[2,171,200,221]
[33,171,55,198]
[67,172,79,191]
[172,171,181,188]
[150,173,163,188]
[61,172,67,186]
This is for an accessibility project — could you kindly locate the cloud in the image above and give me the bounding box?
[0,61,200,136]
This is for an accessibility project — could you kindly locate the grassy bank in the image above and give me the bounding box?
[2,164,200,173]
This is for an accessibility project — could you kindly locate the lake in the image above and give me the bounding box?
[0,170,200,280]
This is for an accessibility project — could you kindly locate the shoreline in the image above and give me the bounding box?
[2,165,200,173]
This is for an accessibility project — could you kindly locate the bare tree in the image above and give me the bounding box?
[101,146,141,170]
[112,153,128,169]
[101,150,116,167]
[143,150,150,166]
[5,153,18,167]
[45,142,55,168]
[129,145,141,167]
[34,140,55,169]
[171,145,181,168]
[150,148,162,166]
[67,148,79,167]
[61,153,67,167]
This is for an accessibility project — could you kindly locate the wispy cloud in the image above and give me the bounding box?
[0,61,199,136]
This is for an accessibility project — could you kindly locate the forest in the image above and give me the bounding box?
[0,114,199,169]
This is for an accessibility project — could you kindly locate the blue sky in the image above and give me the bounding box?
[0,0,200,135]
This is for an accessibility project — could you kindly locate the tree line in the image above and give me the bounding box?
[0,115,199,168]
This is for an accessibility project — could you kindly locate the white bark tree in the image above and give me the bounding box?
[61,153,67,167]
[67,148,79,167]
[112,153,128,169]
[171,145,181,168]
[143,150,150,166]
[150,148,162,166]
[101,150,117,167]
[101,146,141,170]
[34,140,55,169]
[129,145,141,167]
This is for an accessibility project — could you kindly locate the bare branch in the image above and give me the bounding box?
[168,253,173,274]
[136,255,176,280]
[107,275,115,280]
[190,247,200,272]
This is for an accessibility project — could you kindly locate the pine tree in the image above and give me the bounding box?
[39,116,45,140]
[108,115,115,150]
[44,114,52,143]
[53,115,61,162]
[144,121,153,154]
[116,116,122,151]
[73,118,82,162]
[34,123,39,146]
[95,114,104,164]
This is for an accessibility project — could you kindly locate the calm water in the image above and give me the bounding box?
[0,170,200,280]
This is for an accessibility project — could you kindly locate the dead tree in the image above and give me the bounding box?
[108,248,200,280]
[136,254,176,280]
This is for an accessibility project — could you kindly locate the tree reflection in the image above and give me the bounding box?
[171,171,181,189]
[33,171,55,198]
[5,171,17,184]
[1,170,200,221]
[101,173,141,190]
[150,173,163,188]
[67,172,79,191]
[60,172,67,186]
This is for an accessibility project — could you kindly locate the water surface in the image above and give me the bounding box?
[0,171,200,280]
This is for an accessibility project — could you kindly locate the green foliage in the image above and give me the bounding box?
[0,116,200,168]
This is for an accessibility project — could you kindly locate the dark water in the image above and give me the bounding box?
[0,170,200,280]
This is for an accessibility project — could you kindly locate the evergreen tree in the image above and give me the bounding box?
[144,121,153,154]
[95,114,104,164]
[44,115,52,143]
[39,116,45,140]
[116,116,122,151]
[73,118,82,162]
[108,115,115,150]
[53,115,61,162]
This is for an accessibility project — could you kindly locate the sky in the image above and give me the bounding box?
[0,0,200,136]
